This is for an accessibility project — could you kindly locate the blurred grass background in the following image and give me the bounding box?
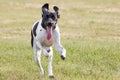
[0,0,120,80]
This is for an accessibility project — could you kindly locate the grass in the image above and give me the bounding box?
[0,0,120,80]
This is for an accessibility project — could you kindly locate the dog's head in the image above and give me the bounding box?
[41,3,60,41]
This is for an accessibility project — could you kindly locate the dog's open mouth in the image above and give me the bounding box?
[46,26,52,41]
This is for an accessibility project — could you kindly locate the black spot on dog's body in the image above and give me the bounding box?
[40,29,42,31]
[47,49,51,53]
[31,21,39,47]
[33,22,39,36]
[31,30,33,47]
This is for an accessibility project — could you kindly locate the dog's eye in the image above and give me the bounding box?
[46,15,49,18]
[51,15,55,19]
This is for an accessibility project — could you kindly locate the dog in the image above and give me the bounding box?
[31,3,66,78]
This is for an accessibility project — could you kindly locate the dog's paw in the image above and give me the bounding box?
[49,75,54,78]
[61,55,66,60]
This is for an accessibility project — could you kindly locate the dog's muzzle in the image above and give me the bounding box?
[47,22,54,27]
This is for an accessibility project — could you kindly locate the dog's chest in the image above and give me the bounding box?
[37,28,53,47]
[41,39,53,47]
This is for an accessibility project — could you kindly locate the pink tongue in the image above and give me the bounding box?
[46,27,52,41]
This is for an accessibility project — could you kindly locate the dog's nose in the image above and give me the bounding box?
[48,22,52,26]
[47,22,53,26]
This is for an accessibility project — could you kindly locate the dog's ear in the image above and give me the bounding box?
[42,3,49,10]
[53,6,60,18]
[42,3,49,14]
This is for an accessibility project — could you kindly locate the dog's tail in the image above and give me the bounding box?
[31,30,33,47]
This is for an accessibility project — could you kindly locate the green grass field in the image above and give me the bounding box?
[0,0,120,80]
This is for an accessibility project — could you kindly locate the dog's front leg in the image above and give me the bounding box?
[55,42,66,60]
[35,38,48,56]
[53,27,66,60]
[47,47,54,78]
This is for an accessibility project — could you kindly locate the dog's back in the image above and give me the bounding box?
[31,21,39,47]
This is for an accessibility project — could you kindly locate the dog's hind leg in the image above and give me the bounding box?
[33,46,44,75]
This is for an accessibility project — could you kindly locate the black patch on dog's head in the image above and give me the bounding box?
[41,3,60,30]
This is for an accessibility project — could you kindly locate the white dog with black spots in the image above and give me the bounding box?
[31,3,66,78]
